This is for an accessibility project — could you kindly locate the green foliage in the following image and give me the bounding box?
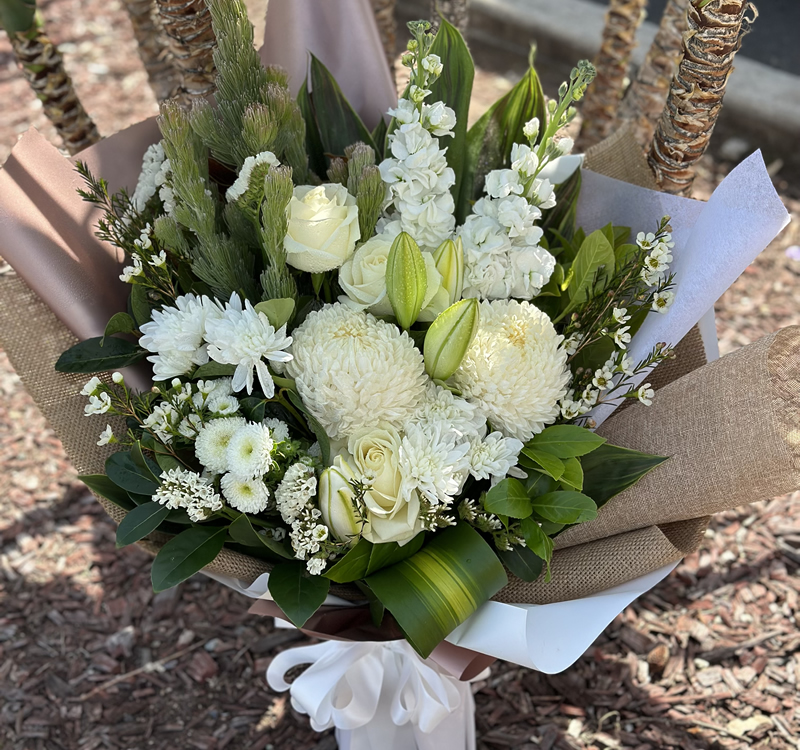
[228,514,294,559]
[80,474,137,511]
[268,561,331,627]
[0,0,35,34]
[484,478,531,519]
[116,502,170,547]
[499,545,544,582]
[55,336,146,373]
[151,526,228,592]
[581,444,668,509]
[526,424,607,458]
[105,451,160,496]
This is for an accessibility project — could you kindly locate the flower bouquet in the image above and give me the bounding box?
[0,0,795,743]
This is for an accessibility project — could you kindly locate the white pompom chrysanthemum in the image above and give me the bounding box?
[264,418,290,444]
[226,422,274,479]
[194,417,246,475]
[468,432,524,482]
[220,473,271,514]
[454,300,570,441]
[285,304,428,440]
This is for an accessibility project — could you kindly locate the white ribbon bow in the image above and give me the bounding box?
[267,640,486,750]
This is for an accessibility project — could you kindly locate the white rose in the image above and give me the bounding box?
[347,427,424,546]
[339,237,447,321]
[284,184,361,273]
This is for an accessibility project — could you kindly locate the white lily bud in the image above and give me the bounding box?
[431,237,465,306]
[424,298,480,382]
[386,232,428,329]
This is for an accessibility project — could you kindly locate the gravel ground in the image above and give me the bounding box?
[1,2,800,749]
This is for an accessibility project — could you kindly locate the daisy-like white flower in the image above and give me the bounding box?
[149,250,167,268]
[453,300,570,441]
[195,417,246,475]
[468,432,523,482]
[560,399,582,420]
[416,383,486,437]
[612,307,630,324]
[275,461,317,524]
[613,326,632,350]
[620,355,635,376]
[636,232,657,250]
[592,366,614,390]
[226,422,274,479]
[204,294,293,397]
[97,425,115,446]
[81,376,102,397]
[119,254,144,283]
[563,333,583,356]
[652,290,675,314]
[581,387,599,407]
[85,392,111,416]
[220,473,271,514]
[285,304,427,440]
[637,383,655,406]
[153,468,223,522]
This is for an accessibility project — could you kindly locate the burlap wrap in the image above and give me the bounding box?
[1,127,797,606]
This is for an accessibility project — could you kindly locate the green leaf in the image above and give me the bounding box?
[581,443,668,508]
[228,514,293,558]
[155,452,183,473]
[239,396,266,422]
[55,336,147,373]
[254,298,295,329]
[367,524,507,658]
[524,469,558,497]
[151,526,228,592]
[461,65,545,221]
[324,538,372,583]
[483,478,532,519]
[372,116,388,160]
[499,545,544,582]
[529,424,606,459]
[306,55,376,161]
[102,312,136,344]
[542,169,582,243]
[131,441,162,484]
[519,446,565,480]
[0,0,35,34]
[192,361,237,379]
[530,490,597,525]
[286,390,331,465]
[79,474,136,511]
[116,501,169,547]
[615,242,638,268]
[365,533,426,576]
[385,232,427,330]
[559,457,584,491]
[297,80,327,179]
[555,230,616,324]
[105,451,160,495]
[520,517,554,579]
[129,284,153,327]
[427,18,475,223]
[268,561,331,627]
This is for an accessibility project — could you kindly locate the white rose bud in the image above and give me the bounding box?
[318,456,362,545]
[284,184,361,273]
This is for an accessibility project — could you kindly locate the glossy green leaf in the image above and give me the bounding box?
[155,452,183,473]
[385,232,428,329]
[0,0,35,34]
[228,514,294,559]
[365,533,426,576]
[131,441,162,484]
[581,443,668,508]
[297,79,327,179]
[529,425,606,459]
[559,457,584,491]
[105,451,160,495]
[268,561,331,627]
[129,284,153,327]
[519,446,565,480]
[324,538,373,583]
[428,18,475,222]
[116,501,169,547]
[520,517,554,579]
[79,473,136,511]
[367,524,507,658]
[483,478,532,519]
[254,298,295,329]
[530,490,597,525]
[556,230,616,323]
[192,361,237,379]
[102,312,136,344]
[55,336,147,373]
[151,526,228,592]
[499,545,544,582]
[524,469,558,497]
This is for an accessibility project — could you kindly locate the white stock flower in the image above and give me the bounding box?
[454,300,570,441]
[509,246,556,300]
[421,53,443,76]
[284,184,360,273]
[387,98,420,125]
[652,290,675,314]
[285,305,427,440]
[637,383,655,406]
[226,422,274,479]
[522,117,540,140]
[275,461,317,523]
[510,143,539,177]
[204,294,293,397]
[422,101,456,137]
[485,169,523,199]
[468,432,523,481]
[140,294,223,380]
[153,468,223,522]
[528,178,556,209]
[225,151,279,202]
[194,417,246,475]
[220,473,271,514]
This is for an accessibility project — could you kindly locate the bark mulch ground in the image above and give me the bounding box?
[1,2,800,748]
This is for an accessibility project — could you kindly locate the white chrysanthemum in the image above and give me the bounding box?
[153,467,223,522]
[205,294,293,397]
[285,304,428,440]
[275,461,317,524]
[140,294,223,380]
[399,422,470,505]
[468,432,523,481]
[206,392,240,416]
[225,151,279,202]
[226,422,274,479]
[220,473,271,514]
[264,418,290,443]
[195,417,246,475]
[131,142,166,213]
[416,383,486,438]
[453,300,570,441]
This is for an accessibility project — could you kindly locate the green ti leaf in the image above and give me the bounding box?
[151,526,228,592]
[268,561,331,627]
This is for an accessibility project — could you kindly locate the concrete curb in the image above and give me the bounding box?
[402,0,800,156]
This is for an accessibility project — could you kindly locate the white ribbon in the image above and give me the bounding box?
[267,640,486,750]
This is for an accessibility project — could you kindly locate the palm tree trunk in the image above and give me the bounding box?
[577,0,648,151]
[430,0,469,35]
[618,0,690,148]
[156,0,217,106]
[122,0,179,102]
[371,0,397,75]
[648,0,757,196]
[8,15,100,155]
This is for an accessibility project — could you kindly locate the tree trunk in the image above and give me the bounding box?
[618,0,690,148]
[648,0,757,196]
[122,0,179,102]
[430,0,469,35]
[156,0,217,106]
[9,16,100,155]
[577,0,648,151]
[371,0,397,76]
